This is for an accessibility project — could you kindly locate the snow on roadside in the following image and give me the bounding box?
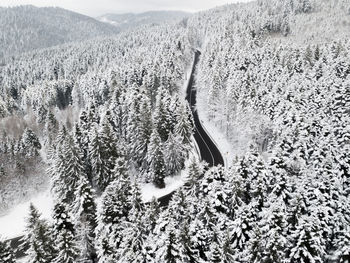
[141,173,185,203]
[0,190,53,239]
[196,88,235,167]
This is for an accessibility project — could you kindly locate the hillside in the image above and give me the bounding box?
[0,5,119,59]
[97,10,190,31]
[1,0,350,262]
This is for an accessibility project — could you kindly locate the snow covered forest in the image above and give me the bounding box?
[1,0,350,262]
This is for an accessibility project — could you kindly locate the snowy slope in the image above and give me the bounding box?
[0,190,53,239]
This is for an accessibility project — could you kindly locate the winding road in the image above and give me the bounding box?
[186,50,224,167]
[157,50,224,206]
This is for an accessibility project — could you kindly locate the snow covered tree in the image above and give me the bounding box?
[164,132,187,176]
[96,175,132,262]
[209,240,223,263]
[153,87,173,142]
[334,228,350,263]
[73,176,97,263]
[89,127,112,192]
[288,215,326,263]
[147,128,166,188]
[20,128,41,157]
[52,203,79,263]
[50,133,85,203]
[183,157,203,197]
[174,102,194,145]
[23,204,56,263]
[155,230,181,263]
[0,238,15,263]
[117,182,146,262]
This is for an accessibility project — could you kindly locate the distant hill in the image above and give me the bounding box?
[0,5,119,58]
[97,10,190,31]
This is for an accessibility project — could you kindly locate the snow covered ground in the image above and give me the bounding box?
[142,173,185,202]
[0,189,53,239]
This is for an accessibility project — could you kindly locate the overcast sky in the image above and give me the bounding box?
[0,0,248,16]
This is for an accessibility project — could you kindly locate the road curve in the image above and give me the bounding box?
[158,50,224,207]
[186,50,224,167]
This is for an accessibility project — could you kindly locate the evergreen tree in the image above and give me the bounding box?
[183,157,203,197]
[0,239,15,263]
[174,102,194,145]
[23,204,56,263]
[96,175,132,262]
[147,129,166,188]
[89,127,111,192]
[164,132,187,176]
[74,176,97,263]
[288,215,326,263]
[334,228,350,263]
[153,87,173,142]
[53,203,79,263]
[209,240,223,263]
[155,230,181,263]
[51,133,85,203]
[117,182,146,263]
[20,128,41,157]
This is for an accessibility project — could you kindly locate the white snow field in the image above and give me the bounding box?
[0,190,53,239]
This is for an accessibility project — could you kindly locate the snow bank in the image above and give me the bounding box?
[141,173,185,203]
[0,190,53,239]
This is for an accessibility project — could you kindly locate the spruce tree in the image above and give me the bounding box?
[210,240,222,263]
[74,176,97,263]
[288,215,326,263]
[96,175,132,262]
[53,203,79,263]
[155,230,181,263]
[89,127,110,192]
[24,204,56,263]
[117,182,146,262]
[164,132,187,176]
[153,87,173,142]
[147,129,166,188]
[51,133,85,203]
[0,239,15,263]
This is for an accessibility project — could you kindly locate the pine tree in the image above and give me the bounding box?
[117,182,146,262]
[174,102,194,145]
[99,117,118,188]
[20,128,41,157]
[210,240,222,263]
[183,157,203,197]
[96,175,132,262]
[74,176,97,263]
[176,221,200,263]
[53,203,79,263]
[164,132,187,176]
[153,87,173,142]
[89,127,110,192]
[334,228,350,263]
[147,129,166,188]
[288,215,326,263]
[23,204,56,263]
[51,133,85,203]
[0,239,15,263]
[45,109,58,144]
[155,230,181,263]
[144,198,160,235]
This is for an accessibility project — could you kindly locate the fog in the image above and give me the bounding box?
[0,0,250,16]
